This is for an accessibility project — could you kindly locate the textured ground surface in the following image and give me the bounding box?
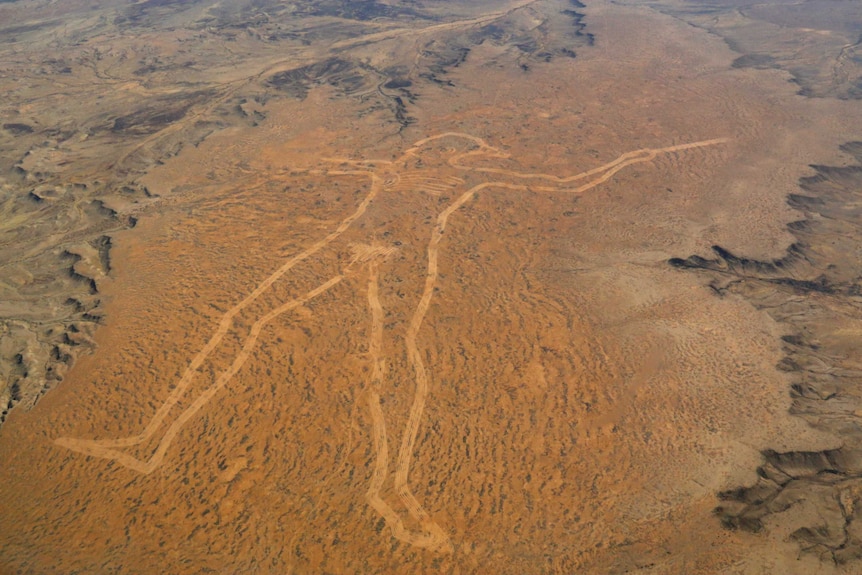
[2,0,862,573]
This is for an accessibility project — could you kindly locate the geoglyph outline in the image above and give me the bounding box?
[56,132,728,552]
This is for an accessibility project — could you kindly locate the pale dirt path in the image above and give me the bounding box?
[420,132,730,185]
[55,274,347,473]
[54,132,728,551]
[394,180,529,551]
[365,261,452,552]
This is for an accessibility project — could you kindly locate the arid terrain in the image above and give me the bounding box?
[2,0,862,573]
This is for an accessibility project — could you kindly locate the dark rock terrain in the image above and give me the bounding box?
[671,143,862,563]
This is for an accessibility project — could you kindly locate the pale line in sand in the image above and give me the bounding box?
[455,138,731,184]
[414,132,730,184]
[55,171,381,458]
[327,133,728,189]
[56,275,346,473]
[365,261,453,552]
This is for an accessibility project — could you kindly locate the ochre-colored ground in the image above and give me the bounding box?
[3,0,862,573]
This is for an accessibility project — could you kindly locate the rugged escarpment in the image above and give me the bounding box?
[671,142,862,563]
[0,169,133,425]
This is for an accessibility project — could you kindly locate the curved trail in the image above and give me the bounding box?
[55,132,728,550]
[55,171,380,456]
[395,181,527,542]
[56,275,346,473]
[365,262,453,552]
[452,139,729,184]
[412,132,730,185]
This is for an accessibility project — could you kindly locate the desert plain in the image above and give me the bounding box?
[2,0,862,573]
